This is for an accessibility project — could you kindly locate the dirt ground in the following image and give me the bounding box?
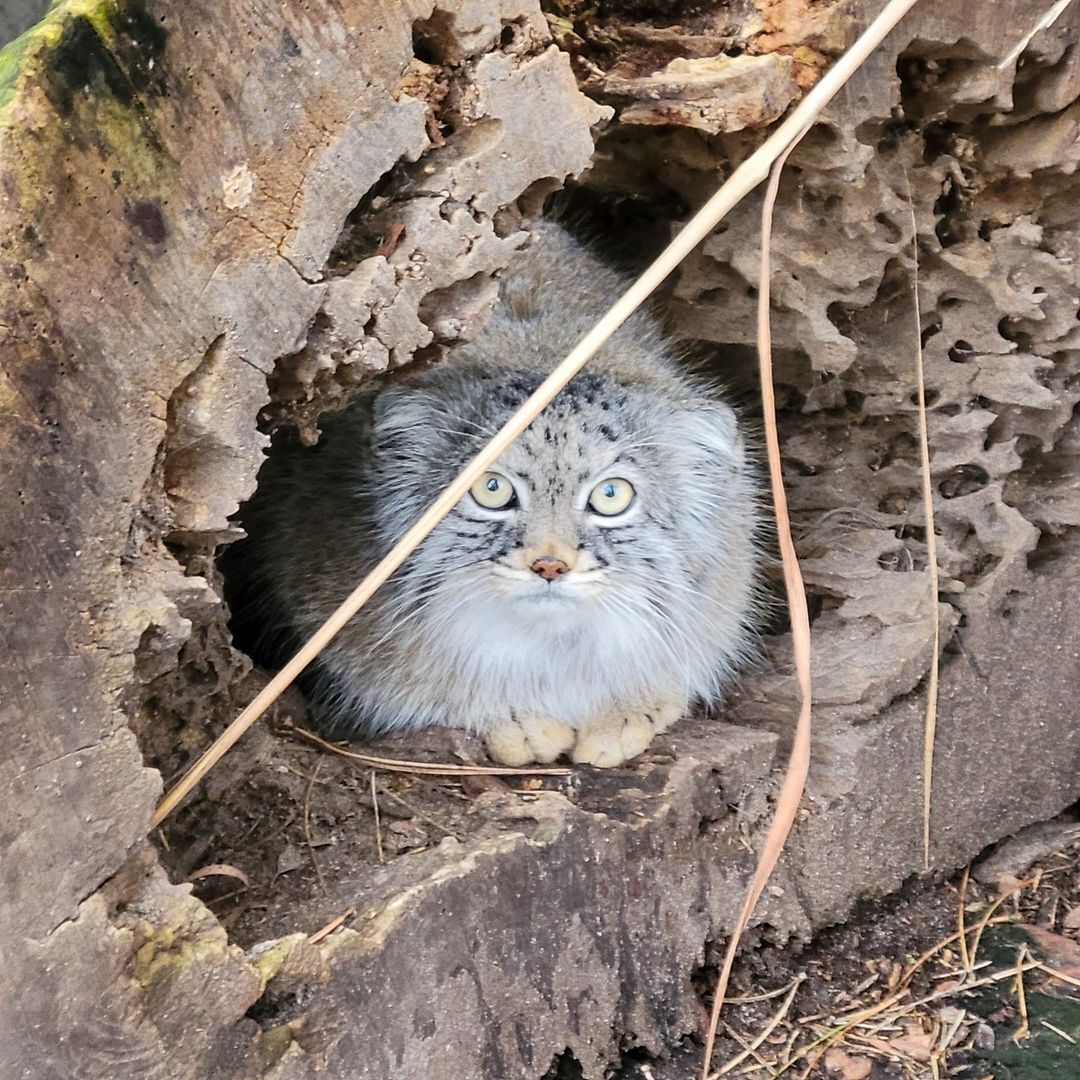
[156,665,1080,1080]
[609,819,1080,1080]
[154,672,668,946]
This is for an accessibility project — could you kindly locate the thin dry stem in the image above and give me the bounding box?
[957,865,972,972]
[1012,947,1030,1043]
[371,769,385,865]
[701,6,928,1070]
[998,0,1077,68]
[711,976,803,1077]
[152,0,921,827]
[905,184,941,871]
[1040,962,1080,990]
[307,906,357,945]
[287,724,571,777]
[727,976,806,1006]
[302,760,328,894]
[719,1022,773,1076]
[968,881,1031,970]
[700,129,814,1080]
[374,781,462,838]
[1040,1019,1077,1044]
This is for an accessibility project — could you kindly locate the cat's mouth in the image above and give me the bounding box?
[488,565,607,604]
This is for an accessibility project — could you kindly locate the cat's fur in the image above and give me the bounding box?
[223,222,761,766]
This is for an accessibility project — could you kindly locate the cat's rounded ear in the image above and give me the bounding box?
[371,384,439,449]
[674,400,745,468]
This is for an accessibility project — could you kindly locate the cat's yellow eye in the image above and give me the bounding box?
[470,471,517,510]
[588,477,635,516]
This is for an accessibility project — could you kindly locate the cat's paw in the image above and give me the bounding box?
[571,701,685,767]
[485,714,576,766]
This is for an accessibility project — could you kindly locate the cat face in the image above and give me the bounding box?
[368,364,746,633]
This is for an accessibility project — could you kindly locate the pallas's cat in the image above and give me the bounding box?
[224,223,760,766]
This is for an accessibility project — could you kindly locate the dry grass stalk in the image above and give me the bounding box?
[967,880,1032,970]
[1040,1019,1077,1044]
[997,0,1077,69]
[152,0,921,827]
[307,906,357,945]
[302,760,328,893]
[1041,962,1080,990]
[905,184,941,871]
[711,977,803,1077]
[1012,946,1031,1043]
[374,781,461,838]
[700,128,814,1080]
[957,865,972,972]
[727,976,806,1006]
[286,724,571,777]
[370,769,385,865]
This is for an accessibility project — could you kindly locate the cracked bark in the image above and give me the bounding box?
[1,2,1078,1079]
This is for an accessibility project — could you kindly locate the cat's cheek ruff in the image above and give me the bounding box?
[306,525,757,737]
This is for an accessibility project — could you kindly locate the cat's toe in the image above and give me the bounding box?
[485,721,533,766]
[571,733,626,768]
[618,713,656,760]
[485,715,575,765]
[647,700,686,735]
[522,716,576,762]
[572,712,656,767]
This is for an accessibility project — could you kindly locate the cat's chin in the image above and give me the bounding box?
[512,586,586,608]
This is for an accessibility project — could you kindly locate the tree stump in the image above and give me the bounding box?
[1,2,1078,1077]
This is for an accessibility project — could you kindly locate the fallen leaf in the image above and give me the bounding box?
[375,222,406,258]
[185,863,250,886]
[887,1030,934,1061]
[1063,906,1080,932]
[276,845,304,875]
[823,1047,873,1079]
[1022,924,1080,980]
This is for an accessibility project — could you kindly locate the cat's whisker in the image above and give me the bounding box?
[223,221,761,765]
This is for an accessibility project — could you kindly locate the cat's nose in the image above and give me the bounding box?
[530,556,570,581]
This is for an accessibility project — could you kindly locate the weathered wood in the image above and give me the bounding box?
[1,1,1078,1077]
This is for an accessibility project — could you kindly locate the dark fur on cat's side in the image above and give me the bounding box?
[223,222,761,766]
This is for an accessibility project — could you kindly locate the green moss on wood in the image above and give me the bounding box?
[0,0,175,227]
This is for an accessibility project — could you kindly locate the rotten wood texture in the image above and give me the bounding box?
[1,1,1078,1078]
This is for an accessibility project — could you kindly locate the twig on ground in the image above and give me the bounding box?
[371,770,385,865]
[719,1021,774,1076]
[711,976,803,1077]
[1012,946,1030,1044]
[968,881,1032,970]
[727,976,806,1006]
[1040,1019,1077,1044]
[957,865,972,972]
[307,906,357,945]
[302,760,327,894]
[1038,961,1080,990]
[374,780,462,838]
[287,724,571,778]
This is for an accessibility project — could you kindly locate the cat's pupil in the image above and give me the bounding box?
[486,478,500,492]
[602,483,616,498]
